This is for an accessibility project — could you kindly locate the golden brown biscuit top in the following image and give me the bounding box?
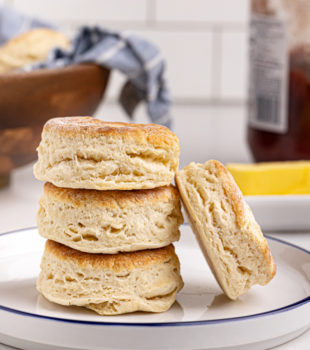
[45,240,176,271]
[43,117,179,149]
[43,182,180,208]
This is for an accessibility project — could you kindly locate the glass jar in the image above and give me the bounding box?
[248,0,310,161]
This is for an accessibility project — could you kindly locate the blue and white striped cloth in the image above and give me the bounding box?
[0,6,172,128]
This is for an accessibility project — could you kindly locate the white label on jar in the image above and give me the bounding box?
[249,13,288,133]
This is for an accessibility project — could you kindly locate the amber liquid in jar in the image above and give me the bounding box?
[248,47,310,161]
[248,0,310,161]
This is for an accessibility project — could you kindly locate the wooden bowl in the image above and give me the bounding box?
[0,63,110,184]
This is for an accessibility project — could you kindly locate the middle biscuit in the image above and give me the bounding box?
[37,182,183,254]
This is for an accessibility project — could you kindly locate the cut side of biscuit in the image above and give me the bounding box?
[37,182,183,253]
[37,240,184,315]
[176,160,276,300]
[33,117,180,190]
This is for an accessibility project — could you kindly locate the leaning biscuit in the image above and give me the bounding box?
[37,182,183,253]
[0,28,69,73]
[33,117,180,190]
[176,160,276,300]
[37,240,183,315]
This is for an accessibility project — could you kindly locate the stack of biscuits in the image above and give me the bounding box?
[33,117,184,315]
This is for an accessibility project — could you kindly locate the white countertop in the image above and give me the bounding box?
[0,104,309,350]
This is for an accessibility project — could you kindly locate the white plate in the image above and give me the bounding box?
[246,195,310,232]
[0,226,309,350]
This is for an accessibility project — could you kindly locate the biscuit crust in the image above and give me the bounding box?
[43,117,178,149]
[43,181,180,208]
[45,240,176,271]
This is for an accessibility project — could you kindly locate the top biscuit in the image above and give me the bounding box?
[34,117,180,190]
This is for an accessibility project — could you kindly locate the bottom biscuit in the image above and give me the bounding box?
[37,240,183,315]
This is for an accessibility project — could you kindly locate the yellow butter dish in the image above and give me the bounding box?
[226,161,310,196]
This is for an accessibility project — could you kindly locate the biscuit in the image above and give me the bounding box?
[37,240,184,315]
[176,160,276,300]
[0,28,69,73]
[33,117,180,190]
[37,182,183,253]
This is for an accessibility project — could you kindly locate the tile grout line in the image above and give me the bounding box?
[56,20,247,32]
[210,27,223,101]
[103,97,247,106]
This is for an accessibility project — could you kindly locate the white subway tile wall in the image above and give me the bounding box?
[155,0,248,24]
[139,31,214,99]
[220,31,248,100]
[12,0,148,22]
[6,0,250,103]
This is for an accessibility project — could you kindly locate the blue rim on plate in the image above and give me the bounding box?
[0,227,309,327]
